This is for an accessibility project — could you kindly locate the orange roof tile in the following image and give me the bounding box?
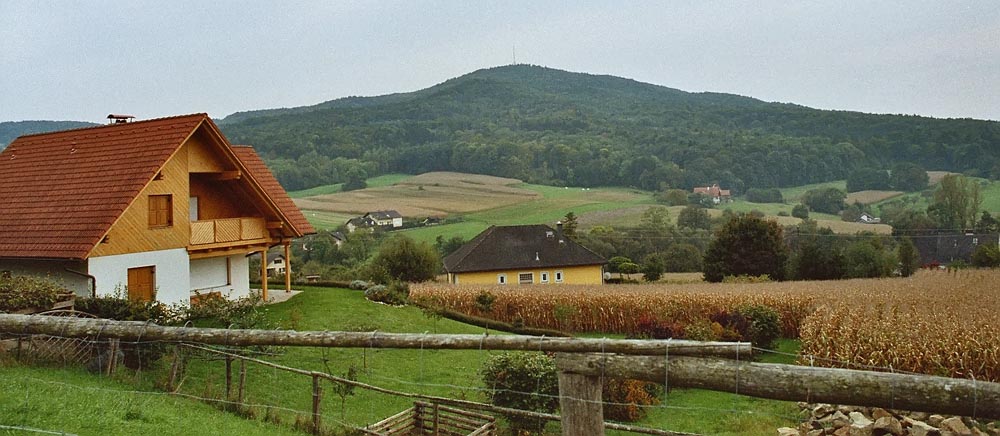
[0,113,314,259]
[0,114,207,259]
[231,146,315,237]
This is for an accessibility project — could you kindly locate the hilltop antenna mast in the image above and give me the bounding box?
[512,44,516,65]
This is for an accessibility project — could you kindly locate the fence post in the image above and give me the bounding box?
[167,346,182,392]
[225,356,233,399]
[238,359,247,405]
[558,369,604,436]
[106,339,119,376]
[311,374,322,434]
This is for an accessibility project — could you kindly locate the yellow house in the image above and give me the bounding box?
[443,224,605,285]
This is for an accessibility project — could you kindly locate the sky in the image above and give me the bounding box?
[2,1,998,123]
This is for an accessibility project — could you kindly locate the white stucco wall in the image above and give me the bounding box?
[189,254,250,300]
[88,248,191,306]
[0,259,91,297]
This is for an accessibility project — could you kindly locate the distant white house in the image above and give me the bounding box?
[858,213,881,224]
[346,210,403,232]
[266,253,286,277]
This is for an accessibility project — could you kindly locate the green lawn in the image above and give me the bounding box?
[399,221,491,245]
[0,365,303,436]
[779,180,847,202]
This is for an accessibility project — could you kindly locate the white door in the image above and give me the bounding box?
[189,197,199,221]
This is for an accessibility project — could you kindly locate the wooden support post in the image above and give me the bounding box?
[260,249,268,302]
[433,403,440,436]
[311,374,322,434]
[238,359,247,405]
[225,356,233,399]
[167,346,182,392]
[558,370,604,436]
[284,241,292,293]
[106,339,119,376]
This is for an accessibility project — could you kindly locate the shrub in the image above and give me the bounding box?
[349,280,369,290]
[364,283,408,306]
[602,378,661,422]
[633,314,684,339]
[721,274,772,284]
[791,204,810,219]
[0,275,68,312]
[480,352,558,435]
[75,293,175,369]
[737,305,781,350]
[683,319,719,341]
[75,292,173,324]
[182,293,271,330]
[972,243,1000,268]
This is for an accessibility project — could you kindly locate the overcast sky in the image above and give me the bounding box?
[2,1,998,123]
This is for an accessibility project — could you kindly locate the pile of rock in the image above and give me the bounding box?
[777,403,999,436]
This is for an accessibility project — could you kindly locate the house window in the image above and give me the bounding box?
[148,194,173,228]
[497,274,507,285]
[540,272,549,283]
[518,272,533,284]
[555,271,564,283]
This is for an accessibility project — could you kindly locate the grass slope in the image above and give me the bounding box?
[0,365,302,436]
[178,287,797,435]
[288,174,413,198]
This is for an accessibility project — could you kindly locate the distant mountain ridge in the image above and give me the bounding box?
[0,120,98,149]
[5,65,997,192]
[214,65,1000,192]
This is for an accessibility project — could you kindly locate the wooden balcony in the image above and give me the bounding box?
[190,217,268,248]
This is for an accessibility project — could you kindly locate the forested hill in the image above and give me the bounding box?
[218,64,1000,192]
[0,120,98,149]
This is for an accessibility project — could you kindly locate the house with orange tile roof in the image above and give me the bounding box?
[0,114,315,305]
[692,183,732,204]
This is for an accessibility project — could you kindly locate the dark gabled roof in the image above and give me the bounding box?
[367,210,402,220]
[443,224,606,273]
[266,253,285,263]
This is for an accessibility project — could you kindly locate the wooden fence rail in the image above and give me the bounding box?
[0,314,748,357]
[3,314,999,435]
[554,353,1000,421]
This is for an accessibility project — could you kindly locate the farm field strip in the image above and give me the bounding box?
[413,270,1000,381]
[845,190,904,205]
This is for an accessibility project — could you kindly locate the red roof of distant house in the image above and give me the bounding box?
[693,184,731,197]
[0,114,312,259]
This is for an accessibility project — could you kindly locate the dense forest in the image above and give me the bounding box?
[0,120,97,149]
[217,65,1000,192]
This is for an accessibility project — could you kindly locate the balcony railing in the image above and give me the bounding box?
[190,217,267,246]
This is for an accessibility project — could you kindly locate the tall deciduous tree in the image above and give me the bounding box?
[372,235,440,282]
[677,206,711,230]
[703,214,788,282]
[897,237,920,277]
[889,162,929,192]
[801,188,846,214]
[928,174,982,230]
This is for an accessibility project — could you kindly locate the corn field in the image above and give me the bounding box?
[411,269,1000,381]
